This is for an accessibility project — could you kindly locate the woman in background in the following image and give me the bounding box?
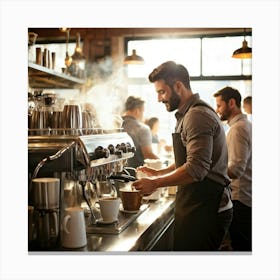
[146,117,172,156]
[146,117,160,144]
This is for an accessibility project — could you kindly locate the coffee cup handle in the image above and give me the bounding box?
[63,215,71,234]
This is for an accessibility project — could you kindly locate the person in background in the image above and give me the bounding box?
[146,117,160,144]
[243,96,252,122]
[133,61,233,251]
[213,86,252,251]
[122,96,159,173]
[145,117,167,155]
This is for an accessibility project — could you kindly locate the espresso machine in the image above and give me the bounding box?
[28,128,137,249]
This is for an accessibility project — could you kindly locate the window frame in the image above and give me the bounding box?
[124,31,252,83]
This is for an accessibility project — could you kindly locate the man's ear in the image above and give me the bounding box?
[229,98,236,108]
[174,81,183,93]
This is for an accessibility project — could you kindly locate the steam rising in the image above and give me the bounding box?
[82,57,128,129]
[53,56,130,130]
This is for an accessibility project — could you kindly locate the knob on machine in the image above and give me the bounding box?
[91,146,110,160]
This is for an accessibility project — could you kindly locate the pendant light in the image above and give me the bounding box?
[124,49,144,65]
[232,28,252,59]
[123,29,144,65]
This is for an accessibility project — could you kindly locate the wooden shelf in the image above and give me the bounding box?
[28,62,85,89]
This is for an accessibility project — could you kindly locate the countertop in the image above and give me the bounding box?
[86,195,175,252]
[29,192,175,253]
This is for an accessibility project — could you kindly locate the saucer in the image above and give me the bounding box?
[120,207,139,214]
[96,218,118,225]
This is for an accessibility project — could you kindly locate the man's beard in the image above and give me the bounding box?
[219,106,230,121]
[163,88,181,112]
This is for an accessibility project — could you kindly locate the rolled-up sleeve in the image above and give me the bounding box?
[181,108,218,181]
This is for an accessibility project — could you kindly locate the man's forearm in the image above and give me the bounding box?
[155,165,194,188]
[158,163,176,176]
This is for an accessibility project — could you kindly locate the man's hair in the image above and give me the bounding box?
[148,61,191,89]
[213,86,242,108]
[243,96,252,105]
[125,96,145,111]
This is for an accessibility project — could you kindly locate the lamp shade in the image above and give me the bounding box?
[232,39,252,59]
[124,49,144,65]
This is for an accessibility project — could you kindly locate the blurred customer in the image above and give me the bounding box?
[214,86,252,251]
[122,96,159,172]
[146,117,174,156]
[133,61,233,251]
[243,96,252,122]
[146,117,160,144]
[145,117,166,155]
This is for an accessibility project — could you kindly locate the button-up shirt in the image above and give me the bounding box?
[175,93,230,187]
[227,113,252,207]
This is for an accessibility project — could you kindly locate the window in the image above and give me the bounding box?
[125,34,252,143]
[126,38,201,78]
[202,36,252,76]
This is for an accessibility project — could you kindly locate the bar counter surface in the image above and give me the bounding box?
[30,192,175,253]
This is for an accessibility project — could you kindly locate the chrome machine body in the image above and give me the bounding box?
[28,130,136,249]
[28,130,135,175]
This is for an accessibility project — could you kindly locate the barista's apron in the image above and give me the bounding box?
[172,102,225,251]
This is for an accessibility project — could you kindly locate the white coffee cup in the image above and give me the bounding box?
[62,206,87,248]
[98,197,120,222]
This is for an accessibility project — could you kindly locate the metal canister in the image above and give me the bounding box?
[61,104,82,135]
[32,178,60,209]
[51,111,63,135]
[29,110,52,135]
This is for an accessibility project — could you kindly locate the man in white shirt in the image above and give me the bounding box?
[214,86,252,251]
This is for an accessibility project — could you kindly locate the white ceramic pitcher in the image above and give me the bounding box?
[62,206,87,248]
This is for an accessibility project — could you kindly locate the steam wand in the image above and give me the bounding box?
[80,181,97,225]
[31,141,76,180]
[31,137,90,181]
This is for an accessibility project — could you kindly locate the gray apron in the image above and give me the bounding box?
[172,102,225,251]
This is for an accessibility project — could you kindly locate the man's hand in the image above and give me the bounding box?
[132,178,158,196]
